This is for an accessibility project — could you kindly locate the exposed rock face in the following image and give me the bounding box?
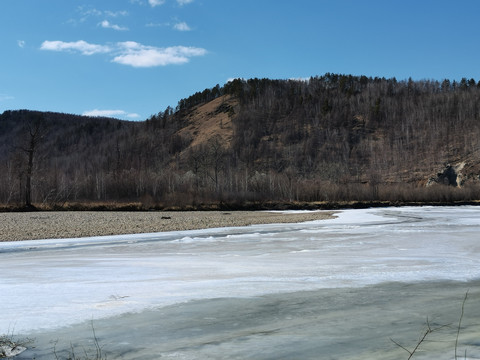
[426,162,466,187]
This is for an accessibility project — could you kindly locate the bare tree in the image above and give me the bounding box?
[17,114,47,208]
[204,135,227,192]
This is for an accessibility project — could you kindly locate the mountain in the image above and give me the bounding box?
[1,74,480,210]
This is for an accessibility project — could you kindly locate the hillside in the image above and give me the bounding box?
[177,95,236,149]
[1,74,480,209]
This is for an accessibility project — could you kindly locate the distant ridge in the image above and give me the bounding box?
[1,74,480,209]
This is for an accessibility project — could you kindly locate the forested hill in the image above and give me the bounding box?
[2,73,480,209]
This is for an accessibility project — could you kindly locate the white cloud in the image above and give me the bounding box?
[145,22,165,27]
[173,21,191,31]
[148,0,165,7]
[41,40,207,68]
[104,10,128,17]
[74,7,128,24]
[99,20,128,31]
[289,77,310,83]
[113,42,207,67]
[226,77,244,83]
[133,0,192,8]
[82,109,140,119]
[79,7,103,18]
[0,94,14,102]
[83,109,125,117]
[40,40,111,55]
[76,6,102,22]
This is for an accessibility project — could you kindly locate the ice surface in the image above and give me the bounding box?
[1,206,479,336]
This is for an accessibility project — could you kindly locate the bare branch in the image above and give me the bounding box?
[455,290,469,360]
[391,316,450,360]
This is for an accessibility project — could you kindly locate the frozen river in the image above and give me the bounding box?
[1,206,479,359]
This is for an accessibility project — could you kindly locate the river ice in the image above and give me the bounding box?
[1,206,479,359]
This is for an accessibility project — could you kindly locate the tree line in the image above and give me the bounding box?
[1,73,480,209]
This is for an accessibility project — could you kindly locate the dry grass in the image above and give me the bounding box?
[177,95,236,148]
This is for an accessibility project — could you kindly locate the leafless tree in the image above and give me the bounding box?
[14,114,48,208]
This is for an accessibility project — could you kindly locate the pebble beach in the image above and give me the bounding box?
[0,210,335,242]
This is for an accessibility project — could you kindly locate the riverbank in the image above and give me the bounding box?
[0,210,335,241]
[3,199,480,242]
[2,199,480,213]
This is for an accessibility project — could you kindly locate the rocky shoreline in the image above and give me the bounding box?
[0,210,335,242]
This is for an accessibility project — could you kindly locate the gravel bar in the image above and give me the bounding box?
[0,211,335,242]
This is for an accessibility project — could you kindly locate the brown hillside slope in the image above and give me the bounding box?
[172,92,480,190]
[177,95,237,149]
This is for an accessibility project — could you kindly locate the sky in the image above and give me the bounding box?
[1,0,480,121]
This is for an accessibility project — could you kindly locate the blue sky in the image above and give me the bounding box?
[1,0,480,120]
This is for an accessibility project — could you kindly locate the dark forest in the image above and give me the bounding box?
[1,74,480,210]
